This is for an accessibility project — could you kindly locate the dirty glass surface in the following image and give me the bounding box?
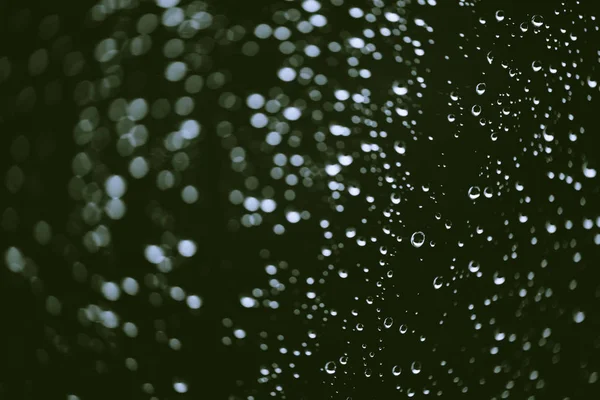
[1,0,599,399]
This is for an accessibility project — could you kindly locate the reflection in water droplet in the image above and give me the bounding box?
[532,14,544,27]
[520,22,529,32]
[349,37,365,49]
[102,281,120,301]
[394,140,407,154]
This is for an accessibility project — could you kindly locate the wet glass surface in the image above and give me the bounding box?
[1,0,600,399]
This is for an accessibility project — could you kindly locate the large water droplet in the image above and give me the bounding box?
[532,15,544,28]
[411,231,425,248]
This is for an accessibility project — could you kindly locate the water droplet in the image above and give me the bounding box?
[302,0,321,13]
[583,162,597,178]
[325,361,337,374]
[493,272,506,285]
[531,15,544,28]
[411,361,422,374]
[186,295,202,309]
[394,140,407,154]
[573,310,585,323]
[476,83,486,95]
[468,260,480,273]
[520,22,529,32]
[410,231,425,248]
[240,296,257,308]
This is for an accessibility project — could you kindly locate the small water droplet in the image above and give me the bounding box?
[573,310,585,324]
[468,186,481,199]
[520,22,529,32]
[325,361,337,374]
[468,260,480,273]
[476,83,486,95]
[411,361,422,374]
